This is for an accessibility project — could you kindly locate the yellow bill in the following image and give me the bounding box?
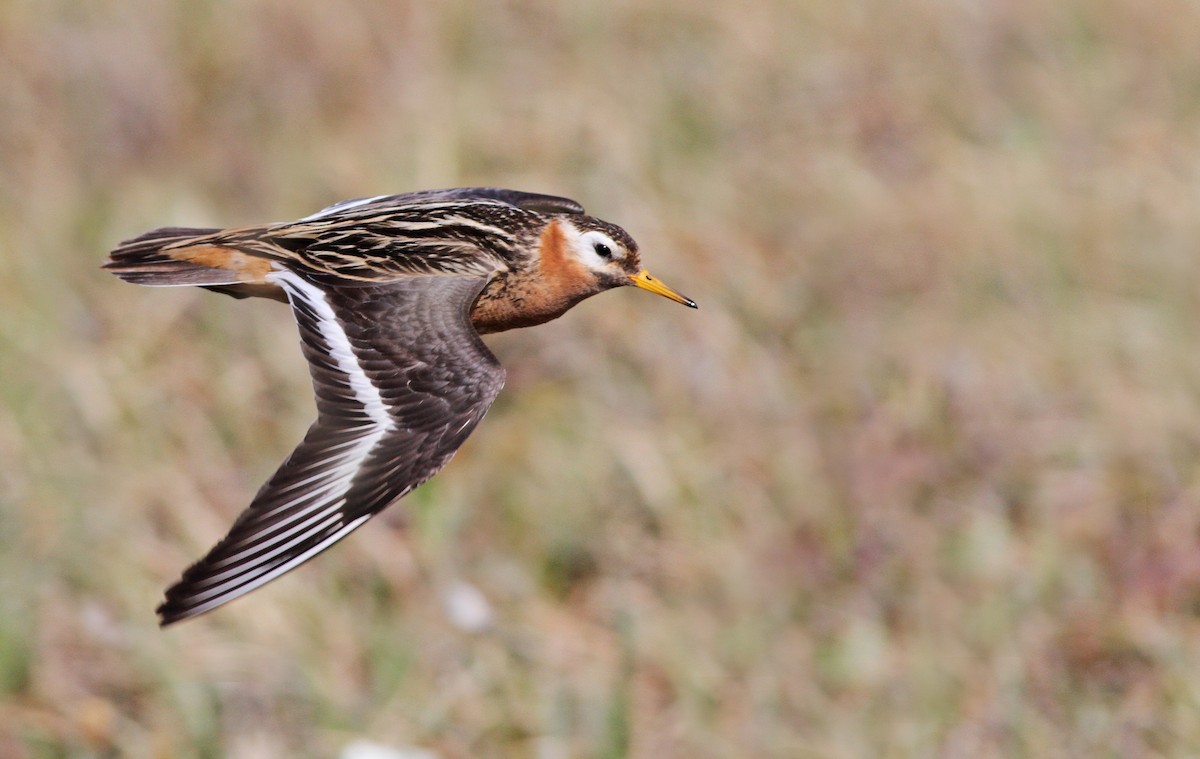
[628,269,698,309]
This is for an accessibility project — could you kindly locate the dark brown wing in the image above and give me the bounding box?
[156,272,505,625]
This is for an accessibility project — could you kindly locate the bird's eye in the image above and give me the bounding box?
[593,241,613,259]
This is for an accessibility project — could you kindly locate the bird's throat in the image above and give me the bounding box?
[469,220,594,334]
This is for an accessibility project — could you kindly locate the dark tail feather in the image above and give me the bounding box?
[104,226,238,287]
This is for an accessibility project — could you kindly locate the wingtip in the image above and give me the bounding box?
[156,604,185,627]
[156,589,198,627]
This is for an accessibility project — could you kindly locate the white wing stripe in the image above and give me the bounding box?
[300,194,391,221]
[271,270,393,429]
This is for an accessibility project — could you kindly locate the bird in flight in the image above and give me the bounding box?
[104,188,696,625]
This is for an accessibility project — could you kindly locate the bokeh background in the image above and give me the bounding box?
[5,1,1200,756]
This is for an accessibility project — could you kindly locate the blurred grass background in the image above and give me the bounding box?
[4,0,1200,756]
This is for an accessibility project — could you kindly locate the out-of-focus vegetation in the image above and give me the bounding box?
[5,0,1200,756]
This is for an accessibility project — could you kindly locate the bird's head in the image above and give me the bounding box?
[559,217,697,309]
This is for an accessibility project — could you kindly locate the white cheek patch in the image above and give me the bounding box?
[569,229,625,273]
